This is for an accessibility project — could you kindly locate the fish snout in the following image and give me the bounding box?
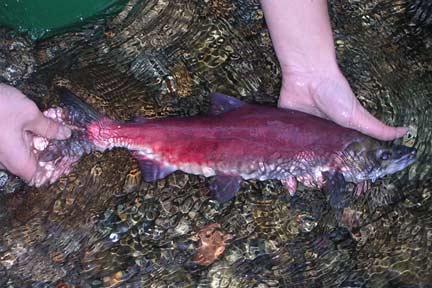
[392,145,417,158]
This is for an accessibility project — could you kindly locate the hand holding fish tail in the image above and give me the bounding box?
[260,0,407,141]
[0,84,71,182]
[30,106,95,187]
[4,84,414,204]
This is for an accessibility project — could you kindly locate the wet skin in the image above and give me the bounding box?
[31,89,416,213]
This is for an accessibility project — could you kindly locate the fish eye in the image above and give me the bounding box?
[380,151,392,160]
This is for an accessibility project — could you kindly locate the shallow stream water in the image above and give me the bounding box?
[0,0,431,287]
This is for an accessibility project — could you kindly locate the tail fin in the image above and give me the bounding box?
[57,87,101,127]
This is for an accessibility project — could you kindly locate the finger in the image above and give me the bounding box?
[351,104,407,141]
[27,114,71,140]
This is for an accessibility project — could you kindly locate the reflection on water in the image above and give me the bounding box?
[0,0,431,287]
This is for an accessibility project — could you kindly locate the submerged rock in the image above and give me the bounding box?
[0,0,431,286]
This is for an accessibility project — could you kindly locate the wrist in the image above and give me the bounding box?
[278,63,347,111]
[280,56,340,79]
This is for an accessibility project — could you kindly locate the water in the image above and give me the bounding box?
[0,0,431,287]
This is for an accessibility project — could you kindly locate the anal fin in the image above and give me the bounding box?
[209,174,242,203]
[132,152,176,182]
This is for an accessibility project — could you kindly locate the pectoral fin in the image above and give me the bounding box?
[322,171,349,212]
[281,176,297,196]
[132,152,176,182]
[209,174,242,203]
[354,181,370,196]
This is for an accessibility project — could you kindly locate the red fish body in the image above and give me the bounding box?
[33,89,416,206]
[88,99,362,187]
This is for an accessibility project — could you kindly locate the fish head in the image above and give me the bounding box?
[371,144,417,177]
[343,138,417,182]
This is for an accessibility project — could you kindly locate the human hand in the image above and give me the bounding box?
[259,0,407,141]
[0,84,71,182]
[278,68,407,141]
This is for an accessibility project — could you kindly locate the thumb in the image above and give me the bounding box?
[5,145,38,183]
[17,153,38,183]
[351,104,407,141]
[27,114,71,140]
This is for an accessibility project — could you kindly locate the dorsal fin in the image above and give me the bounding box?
[131,116,149,124]
[209,92,246,116]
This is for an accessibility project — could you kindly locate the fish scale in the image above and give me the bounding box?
[32,88,416,212]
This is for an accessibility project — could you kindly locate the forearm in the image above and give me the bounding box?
[259,0,338,74]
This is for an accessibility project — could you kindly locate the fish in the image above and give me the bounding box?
[31,87,416,212]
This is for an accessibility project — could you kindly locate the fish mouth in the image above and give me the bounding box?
[385,153,417,175]
[405,154,417,166]
[398,153,416,165]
